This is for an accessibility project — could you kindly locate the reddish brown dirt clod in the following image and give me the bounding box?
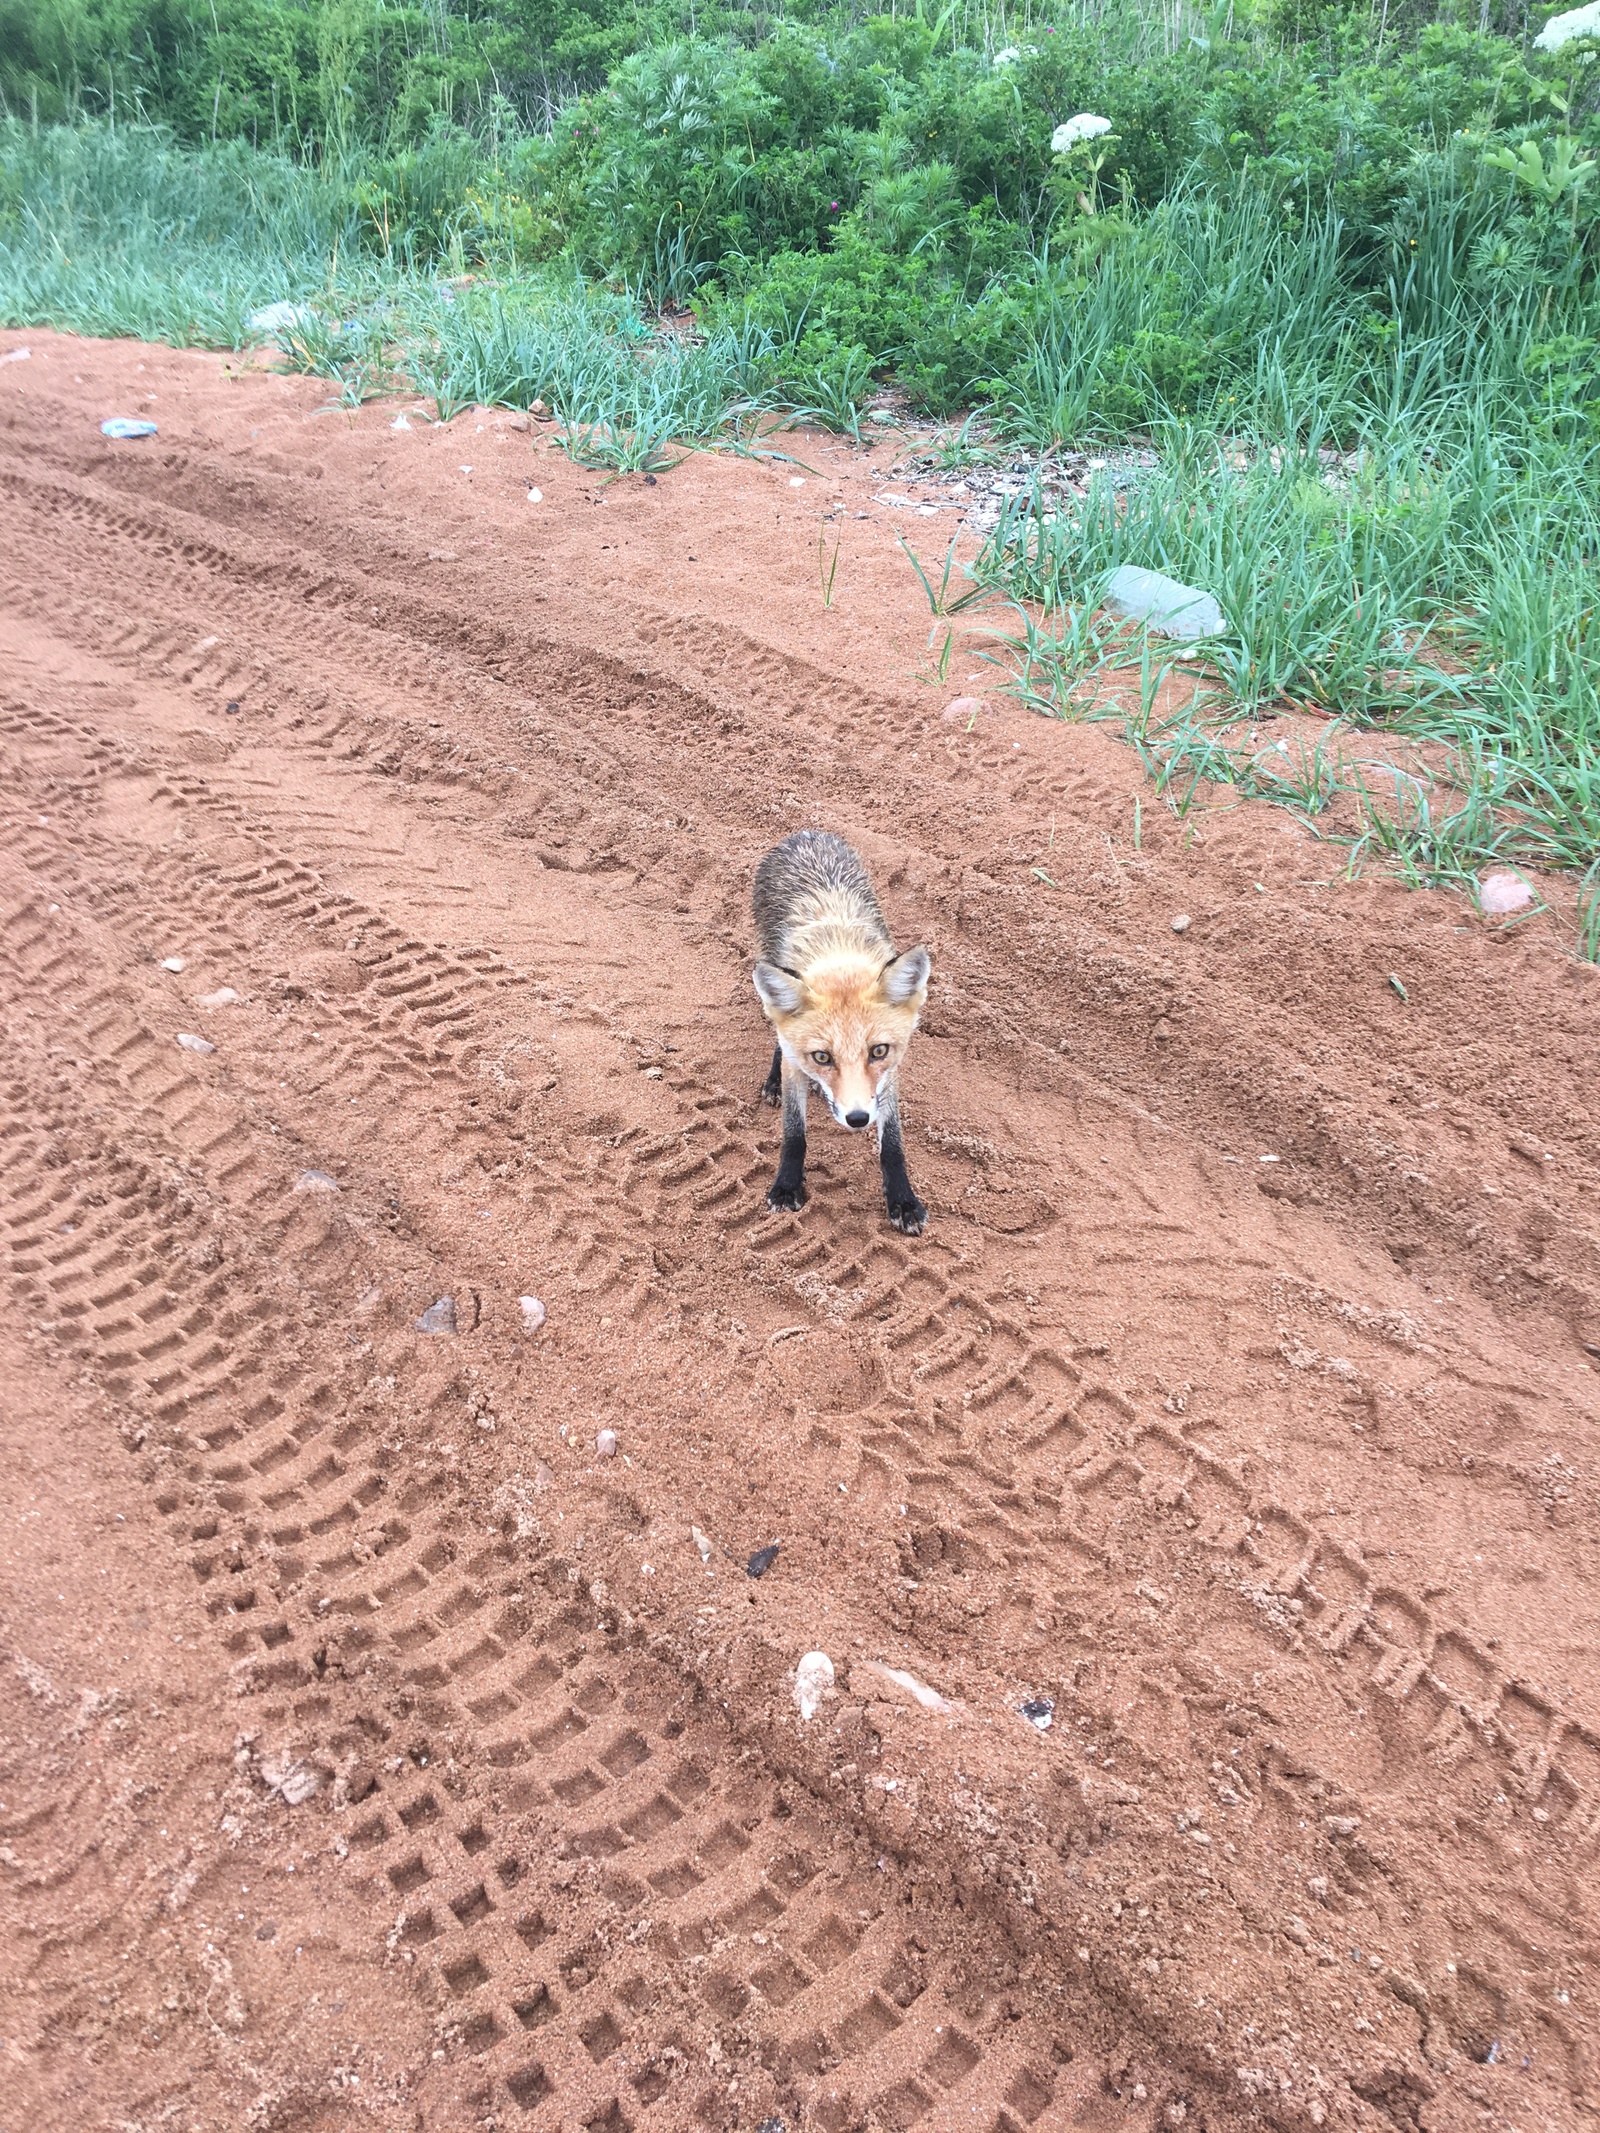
[1,331,1597,2132]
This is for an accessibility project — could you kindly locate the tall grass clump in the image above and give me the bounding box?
[406,278,786,453]
[972,130,1600,892]
[0,121,796,452]
[0,122,376,344]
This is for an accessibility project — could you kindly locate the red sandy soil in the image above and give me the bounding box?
[1,330,1597,2133]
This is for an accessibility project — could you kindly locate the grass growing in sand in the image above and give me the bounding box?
[977,406,1600,894]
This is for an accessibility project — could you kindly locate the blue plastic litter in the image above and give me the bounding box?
[1103,563,1224,641]
[101,417,159,439]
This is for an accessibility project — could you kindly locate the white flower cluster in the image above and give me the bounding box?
[1535,1,1600,49]
[992,44,1040,65]
[1051,113,1113,152]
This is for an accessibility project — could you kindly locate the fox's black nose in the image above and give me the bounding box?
[844,1109,871,1131]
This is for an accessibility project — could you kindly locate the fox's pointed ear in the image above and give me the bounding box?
[753,961,809,1019]
[879,945,931,1009]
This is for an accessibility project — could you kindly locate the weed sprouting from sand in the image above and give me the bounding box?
[818,521,842,610]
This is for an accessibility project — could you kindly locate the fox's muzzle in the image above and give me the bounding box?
[809,1072,878,1132]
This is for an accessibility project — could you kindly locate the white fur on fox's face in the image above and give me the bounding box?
[753,946,931,1135]
[794,1045,881,1129]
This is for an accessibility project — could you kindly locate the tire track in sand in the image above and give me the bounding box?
[2,395,1598,2130]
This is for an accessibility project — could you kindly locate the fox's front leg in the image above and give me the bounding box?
[761,1041,783,1108]
[877,1075,927,1235]
[766,1054,808,1213]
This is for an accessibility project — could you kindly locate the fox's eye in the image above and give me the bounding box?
[810,1049,833,1067]
[869,1043,890,1061]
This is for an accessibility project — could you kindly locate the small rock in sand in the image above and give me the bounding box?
[259,1751,321,1806]
[794,1650,835,1721]
[854,1660,952,1713]
[1020,1696,1055,1730]
[294,1169,340,1194]
[691,1525,714,1562]
[1170,914,1191,933]
[194,987,241,1008]
[1479,870,1534,916]
[416,1296,457,1335]
[160,956,186,972]
[595,1428,618,1458]
[427,548,458,562]
[176,1032,214,1054]
[747,1544,780,1579]
[526,487,543,504]
[519,1295,547,1334]
[941,696,985,723]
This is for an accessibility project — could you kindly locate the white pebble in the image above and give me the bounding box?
[789,476,806,487]
[691,1525,713,1562]
[794,1650,835,1722]
[526,487,542,503]
[595,1429,618,1459]
[390,414,411,431]
[160,955,185,972]
[1170,914,1191,933]
[293,1169,340,1194]
[176,1032,214,1054]
[518,1295,547,1334]
[194,987,240,1009]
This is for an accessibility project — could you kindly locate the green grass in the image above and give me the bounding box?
[0,123,374,346]
[964,169,1600,925]
[0,122,805,455]
[979,414,1600,900]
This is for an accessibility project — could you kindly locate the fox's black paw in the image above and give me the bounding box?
[887,1195,928,1235]
[766,1181,808,1214]
[761,1080,782,1108]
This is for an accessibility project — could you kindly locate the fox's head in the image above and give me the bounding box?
[753,947,931,1131]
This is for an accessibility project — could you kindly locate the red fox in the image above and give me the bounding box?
[752,830,931,1233]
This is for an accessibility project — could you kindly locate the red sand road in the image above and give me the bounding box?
[1,330,1598,2133]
